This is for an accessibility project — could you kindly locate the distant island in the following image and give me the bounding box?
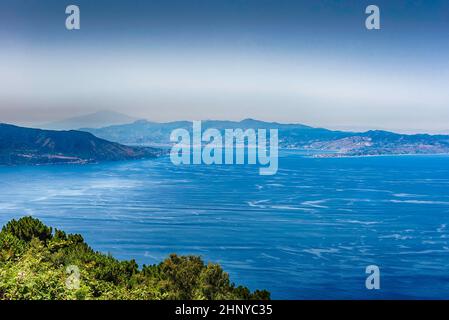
[0,123,162,165]
[0,217,269,300]
[82,118,449,157]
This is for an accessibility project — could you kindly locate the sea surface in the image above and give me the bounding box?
[1,151,449,299]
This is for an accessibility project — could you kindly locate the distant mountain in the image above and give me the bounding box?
[41,111,138,130]
[81,119,317,146]
[0,123,161,165]
[306,130,449,157]
[81,119,449,157]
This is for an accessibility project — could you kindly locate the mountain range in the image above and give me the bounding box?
[0,123,161,165]
[3,111,449,165]
[81,118,449,157]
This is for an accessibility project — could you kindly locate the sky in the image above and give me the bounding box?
[0,0,449,133]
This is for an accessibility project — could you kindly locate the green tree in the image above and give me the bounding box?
[2,217,52,242]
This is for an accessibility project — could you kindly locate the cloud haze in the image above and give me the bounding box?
[1,0,448,133]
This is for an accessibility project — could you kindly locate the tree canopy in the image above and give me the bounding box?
[0,216,270,300]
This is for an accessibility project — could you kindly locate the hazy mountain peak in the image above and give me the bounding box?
[41,110,138,130]
[240,118,259,123]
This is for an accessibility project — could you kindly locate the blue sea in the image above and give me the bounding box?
[1,151,449,299]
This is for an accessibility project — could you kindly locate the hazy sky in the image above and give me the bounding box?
[1,0,449,133]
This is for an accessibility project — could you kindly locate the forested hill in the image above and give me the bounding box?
[0,217,270,300]
[0,123,161,165]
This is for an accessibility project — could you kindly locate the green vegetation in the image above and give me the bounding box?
[0,217,270,300]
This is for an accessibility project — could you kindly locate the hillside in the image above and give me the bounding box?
[0,123,161,165]
[0,217,269,300]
